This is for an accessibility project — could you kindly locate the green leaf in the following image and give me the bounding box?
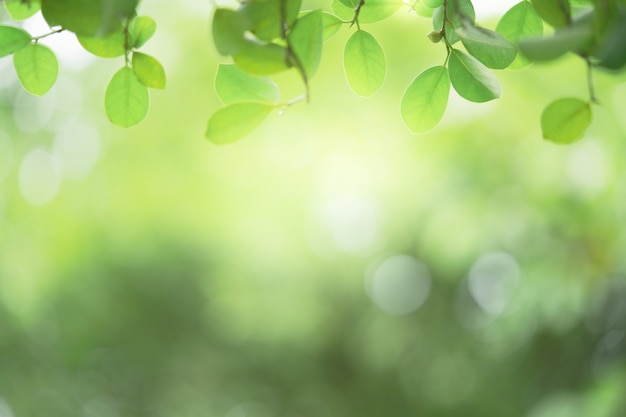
[4,0,41,20]
[448,49,501,103]
[41,0,139,36]
[401,65,450,133]
[541,98,592,144]
[518,23,593,61]
[288,10,323,79]
[443,0,475,44]
[331,0,403,24]
[423,0,443,7]
[0,25,31,57]
[343,30,386,97]
[206,102,274,145]
[530,0,570,28]
[595,15,626,70]
[215,64,279,105]
[132,52,166,89]
[233,40,290,76]
[130,16,156,49]
[414,2,434,18]
[212,8,247,56]
[13,43,58,96]
[456,25,517,69]
[77,30,126,58]
[322,11,343,41]
[496,0,544,69]
[239,0,302,42]
[105,66,149,127]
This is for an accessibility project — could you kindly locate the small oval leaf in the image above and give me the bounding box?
[206,102,274,145]
[401,66,450,133]
[343,30,386,97]
[13,43,58,96]
[321,12,343,41]
[496,0,543,69]
[215,64,279,104]
[130,16,156,48]
[5,0,41,20]
[0,25,31,57]
[288,10,323,79]
[105,66,149,127]
[448,49,501,103]
[541,98,592,144]
[456,25,517,69]
[132,52,166,89]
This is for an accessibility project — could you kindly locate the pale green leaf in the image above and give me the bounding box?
[13,43,58,96]
[206,102,274,145]
[130,16,156,48]
[331,0,403,24]
[401,65,450,133]
[5,0,41,20]
[105,66,149,127]
[288,10,323,79]
[0,25,31,57]
[456,25,517,69]
[78,30,126,58]
[322,11,343,41]
[132,52,166,89]
[343,30,386,97]
[215,64,279,104]
[496,0,544,69]
[448,48,500,103]
[541,98,592,144]
[233,40,290,76]
[423,0,442,8]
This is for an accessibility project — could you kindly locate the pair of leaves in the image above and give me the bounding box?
[400,49,501,133]
[105,54,166,127]
[0,26,58,95]
[207,64,279,144]
[344,30,386,97]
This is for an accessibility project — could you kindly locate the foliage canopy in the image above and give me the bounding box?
[0,0,625,142]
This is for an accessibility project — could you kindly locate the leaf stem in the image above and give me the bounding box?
[280,0,310,101]
[32,28,65,42]
[276,94,307,114]
[586,58,599,104]
[350,0,365,29]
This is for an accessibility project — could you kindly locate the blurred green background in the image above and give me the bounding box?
[1,2,626,416]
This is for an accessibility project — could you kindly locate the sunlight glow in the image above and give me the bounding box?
[18,148,62,206]
[468,252,520,316]
[366,255,431,316]
[321,195,378,253]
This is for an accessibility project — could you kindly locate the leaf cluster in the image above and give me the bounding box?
[0,0,164,127]
[1,0,626,145]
